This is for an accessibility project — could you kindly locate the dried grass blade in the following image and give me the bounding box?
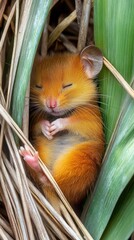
[5,129,35,240]
[3,154,46,240]
[0,0,19,172]
[5,153,80,240]
[0,88,35,240]
[5,128,49,240]
[0,226,13,240]
[48,10,77,48]
[0,103,93,240]
[0,2,16,52]
[2,155,29,240]
[23,183,50,240]
[6,0,19,109]
[0,0,7,25]
[0,215,13,237]
[0,177,19,240]
[48,25,77,53]
[60,34,77,53]
[103,57,134,99]
[4,158,54,240]
[75,0,82,25]
[5,148,84,240]
[27,184,81,240]
[47,229,58,240]
[0,0,19,170]
[33,163,93,240]
[37,204,69,240]
[60,204,83,240]
[0,44,5,86]
[77,0,91,51]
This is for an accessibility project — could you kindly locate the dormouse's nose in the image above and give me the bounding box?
[46,98,57,109]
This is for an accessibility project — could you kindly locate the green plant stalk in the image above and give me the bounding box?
[101,179,134,240]
[84,86,134,239]
[11,0,52,128]
[94,0,134,143]
[83,0,134,239]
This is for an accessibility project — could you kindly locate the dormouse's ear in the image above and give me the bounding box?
[80,45,103,79]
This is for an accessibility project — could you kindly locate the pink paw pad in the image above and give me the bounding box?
[19,145,48,183]
[19,145,41,171]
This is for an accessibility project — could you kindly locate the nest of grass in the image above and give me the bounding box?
[0,1,133,240]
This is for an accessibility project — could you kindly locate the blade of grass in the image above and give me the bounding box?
[10,0,33,93]
[37,204,70,240]
[83,1,134,238]
[101,179,134,240]
[0,1,16,52]
[11,0,53,129]
[83,82,134,239]
[48,25,77,53]
[1,156,29,240]
[75,0,82,25]
[4,137,35,240]
[103,57,134,99]
[48,10,76,48]
[0,0,19,165]
[6,127,50,240]
[5,153,84,240]
[0,215,13,237]
[94,0,134,143]
[0,89,35,239]
[0,0,7,26]
[77,0,91,51]
[0,175,20,240]
[0,227,13,240]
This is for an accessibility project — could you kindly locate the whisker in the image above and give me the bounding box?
[74,106,107,129]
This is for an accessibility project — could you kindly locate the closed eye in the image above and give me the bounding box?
[62,83,73,89]
[35,84,42,89]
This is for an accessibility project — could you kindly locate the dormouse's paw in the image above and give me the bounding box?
[19,145,41,171]
[19,145,48,183]
[50,118,68,136]
[41,120,53,140]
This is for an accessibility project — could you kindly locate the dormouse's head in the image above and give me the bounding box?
[31,45,103,116]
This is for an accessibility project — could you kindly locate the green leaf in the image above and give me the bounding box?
[94,0,134,143]
[101,179,134,240]
[11,0,52,128]
[83,88,134,240]
[83,1,134,239]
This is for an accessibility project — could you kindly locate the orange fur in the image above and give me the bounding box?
[30,49,105,206]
